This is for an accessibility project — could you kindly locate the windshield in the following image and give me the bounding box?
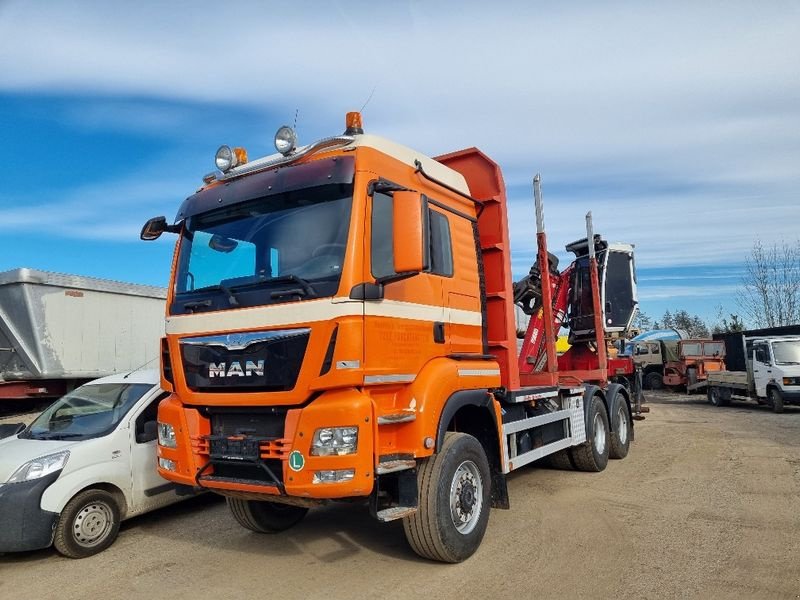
[772,340,800,365]
[22,383,153,441]
[171,184,352,314]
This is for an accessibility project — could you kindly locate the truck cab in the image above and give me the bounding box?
[749,337,800,409]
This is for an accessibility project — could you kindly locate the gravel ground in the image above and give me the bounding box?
[1,392,798,600]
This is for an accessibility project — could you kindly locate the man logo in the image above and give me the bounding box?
[208,360,265,378]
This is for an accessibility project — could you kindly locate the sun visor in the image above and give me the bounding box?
[175,155,355,222]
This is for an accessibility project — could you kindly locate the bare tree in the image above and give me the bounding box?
[738,240,800,328]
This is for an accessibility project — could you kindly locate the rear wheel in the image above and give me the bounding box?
[769,388,785,414]
[227,498,308,533]
[403,432,491,563]
[645,372,663,390]
[708,386,726,407]
[53,489,121,558]
[609,400,631,459]
[570,394,610,472]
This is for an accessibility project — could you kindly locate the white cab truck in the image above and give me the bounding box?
[0,370,196,558]
[706,336,800,413]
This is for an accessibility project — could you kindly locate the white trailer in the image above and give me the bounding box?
[0,268,166,401]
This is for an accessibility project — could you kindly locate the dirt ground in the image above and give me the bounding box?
[1,393,798,600]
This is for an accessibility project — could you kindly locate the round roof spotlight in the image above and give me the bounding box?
[274,126,297,156]
[215,145,239,173]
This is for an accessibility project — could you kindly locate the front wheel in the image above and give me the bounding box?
[227,498,308,533]
[403,432,491,563]
[769,388,785,414]
[645,372,663,390]
[53,489,121,558]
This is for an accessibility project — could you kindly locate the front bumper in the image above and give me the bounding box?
[157,388,375,500]
[779,388,800,404]
[0,471,60,552]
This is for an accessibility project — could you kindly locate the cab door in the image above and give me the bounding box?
[364,191,447,382]
[752,343,772,397]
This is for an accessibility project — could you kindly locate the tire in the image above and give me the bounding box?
[545,449,574,470]
[53,489,121,559]
[403,432,491,563]
[645,372,663,391]
[769,388,785,414]
[570,394,610,472]
[609,400,631,460]
[708,386,725,407]
[227,498,308,533]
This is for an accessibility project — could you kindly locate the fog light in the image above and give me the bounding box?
[311,426,358,456]
[158,458,176,471]
[312,469,355,484]
[158,422,177,448]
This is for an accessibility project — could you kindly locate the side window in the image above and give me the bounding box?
[754,345,769,363]
[429,210,453,277]
[134,393,168,443]
[651,344,660,355]
[371,192,395,279]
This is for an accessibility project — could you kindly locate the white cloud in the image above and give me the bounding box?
[0,0,798,275]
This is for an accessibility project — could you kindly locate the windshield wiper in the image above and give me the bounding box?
[261,274,317,297]
[34,432,85,440]
[185,284,240,308]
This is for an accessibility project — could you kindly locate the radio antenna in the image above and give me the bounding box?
[360,85,377,114]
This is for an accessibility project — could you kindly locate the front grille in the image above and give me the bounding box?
[180,328,310,392]
[210,460,284,485]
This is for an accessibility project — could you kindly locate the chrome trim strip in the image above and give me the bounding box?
[336,360,360,369]
[180,328,310,350]
[458,369,501,377]
[363,374,416,384]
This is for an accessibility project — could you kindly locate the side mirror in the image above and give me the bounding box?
[141,216,181,241]
[392,191,429,274]
[137,420,158,443]
[141,216,169,241]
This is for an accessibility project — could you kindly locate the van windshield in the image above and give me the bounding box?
[772,341,800,365]
[21,383,153,441]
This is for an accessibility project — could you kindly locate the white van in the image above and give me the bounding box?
[0,370,195,558]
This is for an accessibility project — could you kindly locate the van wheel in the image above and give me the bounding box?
[570,394,610,472]
[227,498,308,533]
[53,489,121,558]
[645,372,663,390]
[769,388,784,414]
[403,432,491,563]
[609,401,631,459]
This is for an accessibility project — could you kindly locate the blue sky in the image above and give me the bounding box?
[1,1,798,328]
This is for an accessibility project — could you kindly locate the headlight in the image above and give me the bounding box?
[158,422,177,448]
[310,426,358,456]
[783,377,800,386]
[274,126,297,156]
[215,145,237,172]
[6,450,70,484]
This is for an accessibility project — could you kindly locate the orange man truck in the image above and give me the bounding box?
[141,113,640,562]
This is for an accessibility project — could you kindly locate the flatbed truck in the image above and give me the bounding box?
[141,112,641,562]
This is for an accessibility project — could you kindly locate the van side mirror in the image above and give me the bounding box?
[392,191,429,274]
[137,420,158,443]
[140,216,181,241]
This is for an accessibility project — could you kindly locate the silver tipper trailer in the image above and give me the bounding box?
[0,268,166,400]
